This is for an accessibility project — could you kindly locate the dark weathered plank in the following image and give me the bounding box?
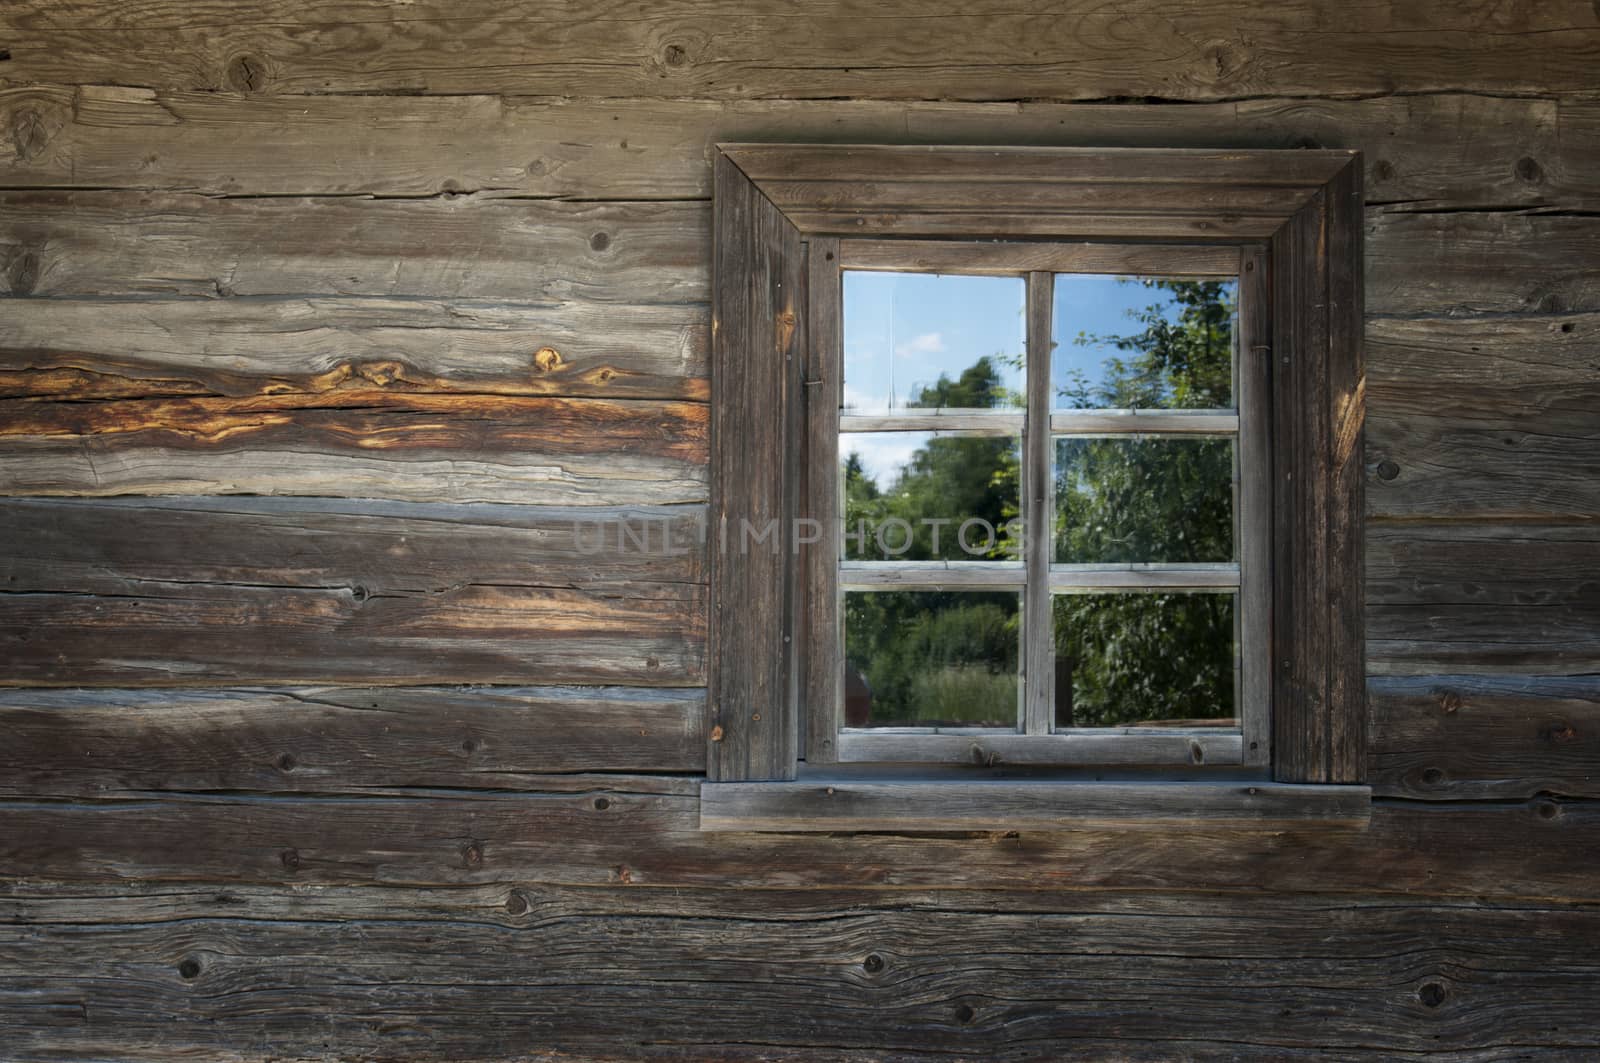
[15,197,1599,333]
[0,495,708,686]
[0,296,707,401]
[0,789,1595,899]
[706,151,802,781]
[701,781,1371,832]
[3,2,1598,100]
[1368,210,1600,315]
[0,582,705,687]
[1270,163,1365,786]
[3,884,1599,1060]
[0,192,706,302]
[0,687,705,795]
[1368,522,1600,674]
[0,496,704,592]
[0,88,1587,209]
[1366,313,1600,521]
[1371,675,1600,801]
[0,392,708,504]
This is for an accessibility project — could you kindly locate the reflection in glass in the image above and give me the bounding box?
[1053,592,1236,728]
[841,431,1022,562]
[1052,275,1236,410]
[843,271,1025,413]
[1054,437,1234,563]
[844,590,1020,729]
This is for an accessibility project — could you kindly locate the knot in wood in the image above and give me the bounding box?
[505,891,529,915]
[1418,982,1446,1007]
[6,249,39,296]
[178,958,202,980]
[863,953,884,974]
[280,848,301,871]
[226,54,267,93]
[533,347,563,372]
[462,841,484,868]
[9,109,50,162]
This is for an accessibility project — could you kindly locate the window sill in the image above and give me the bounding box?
[699,780,1372,833]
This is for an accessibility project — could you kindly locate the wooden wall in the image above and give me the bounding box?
[3,2,1599,1057]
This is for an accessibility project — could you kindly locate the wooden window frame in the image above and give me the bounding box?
[703,145,1369,831]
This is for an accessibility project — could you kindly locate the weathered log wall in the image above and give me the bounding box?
[2,2,1599,1057]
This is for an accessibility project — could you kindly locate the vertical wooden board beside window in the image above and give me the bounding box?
[704,145,1369,832]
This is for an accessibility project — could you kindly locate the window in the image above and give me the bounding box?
[702,145,1369,831]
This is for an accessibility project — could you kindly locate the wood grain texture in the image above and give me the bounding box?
[1367,211,1600,315]
[0,789,1594,899]
[0,89,1587,209]
[1365,313,1600,521]
[0,581,706,688]
[3,2,1599,100]
[3,884,1599,1060]
[0,296,707,402]
[6,673,1593,801]
[0,392,707,504]
[706,151,802,781]
[1268,160,1365,786]
[0,192,707,303]
[1370,675,1600,802]
[1,496,705,591]
[701,781,1371,832]
[7,196,1597,323]
[0,687,705,795]
[1368,524,1600,676]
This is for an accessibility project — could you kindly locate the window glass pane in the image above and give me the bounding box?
[841,431,1022,562]
[1052,276,1236,410]
[844,590,1020,729]
[843,271,1026,413]
[1054,437,1234,563]
[1052,592,1236,729]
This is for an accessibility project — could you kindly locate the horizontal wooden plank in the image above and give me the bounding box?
[0,580,706,687]
[699,781,1368,831]
[0,687,705,795]
[1365,313,1600,520]
[0,392,708,504]
[0,192,707,303]
[1367,522,1600,675]
[0,296,707,401]
[1367,211,1600,315]
[727,144,1356,188]
[0,789,1594,900]
[3,3,1597,100]
[0,495,707,687]
[0,496,705,592]
[3,884,1598,1059]
[6,198,1591,332]
[1370,675,1600,802]
[839,239,1241,277]
[0,89,1584,209]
